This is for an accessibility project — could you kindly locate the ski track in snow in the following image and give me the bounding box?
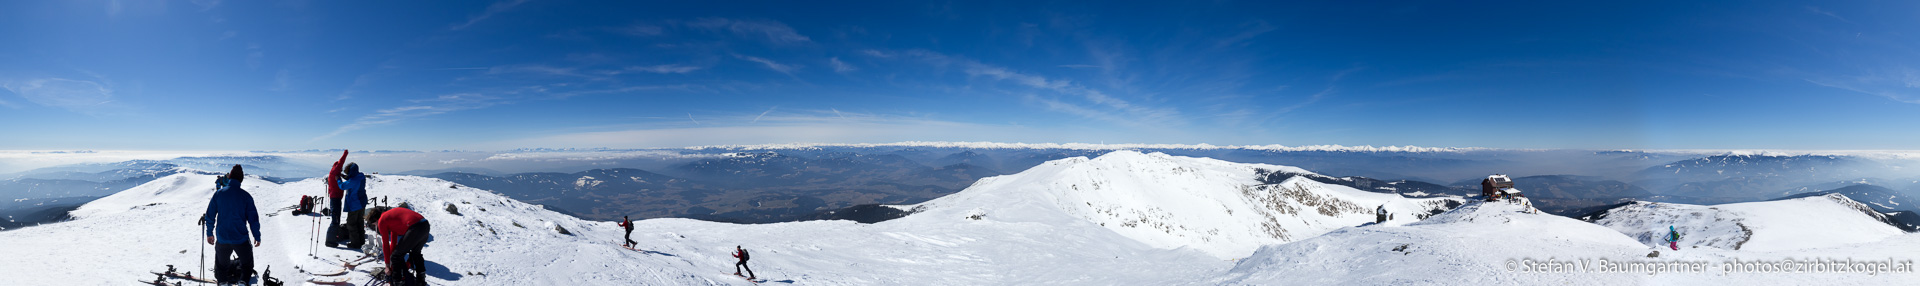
[2,150,1917,285]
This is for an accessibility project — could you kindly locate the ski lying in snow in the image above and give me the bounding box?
[307,277,351,284]
[335,255,377,269]
[139,279,181,286]
[153,265,216,283]
[306,267,350,276]
[150,271,216,283]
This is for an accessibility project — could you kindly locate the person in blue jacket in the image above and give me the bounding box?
[204,165,261,284]
[340,163,371,249]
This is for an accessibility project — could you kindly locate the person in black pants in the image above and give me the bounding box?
[204,166,262,285]
[619,216,636,248]
[731,245,754,279]
[370,206,431,286]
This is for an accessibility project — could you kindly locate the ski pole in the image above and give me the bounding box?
[199,226,205,282]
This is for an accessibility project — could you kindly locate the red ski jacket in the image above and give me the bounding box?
[376,207,426,268]
[326,150,348,198]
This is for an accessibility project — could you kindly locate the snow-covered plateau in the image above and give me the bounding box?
[1,151,1914,285]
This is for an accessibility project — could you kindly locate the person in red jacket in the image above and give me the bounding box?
[325,150,349,247]
[618,216,635,248]
[731,245,754,280]
[367,206,429,286]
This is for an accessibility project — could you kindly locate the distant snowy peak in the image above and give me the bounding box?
[907,150,1464,259]
[1589,193,1905,251]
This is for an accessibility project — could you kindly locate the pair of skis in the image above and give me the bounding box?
[145,265,215,284]
[724,273,766,284]
[304,255,376,284]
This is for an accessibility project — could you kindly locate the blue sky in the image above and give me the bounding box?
[2,1,1917,150]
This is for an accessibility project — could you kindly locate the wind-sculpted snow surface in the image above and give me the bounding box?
[910,150,1464,259]
[1590,194,1906,251]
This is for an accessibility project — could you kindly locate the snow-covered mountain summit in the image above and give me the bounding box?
[1588,193,1907,251]
[909,150,1464,259]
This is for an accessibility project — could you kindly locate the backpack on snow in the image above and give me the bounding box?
[293,195,317,215]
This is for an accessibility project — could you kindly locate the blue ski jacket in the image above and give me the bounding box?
[203,177,261,245]
[341,173,368,213]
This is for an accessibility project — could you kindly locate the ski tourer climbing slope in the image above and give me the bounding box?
[619,216,636,248]
[1664,226,1681,251]
[369,206,431,286]
[203,165,262,285]
[732,246,755,280]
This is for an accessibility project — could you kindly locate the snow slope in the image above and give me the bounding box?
[1219,199,1650,284]
[1217,198,1920,285]
[4,151,1914,285]
[0,160,1237,285]
[4,173,723,285]
[910,150,1464,259]
[1589,194,1907,251]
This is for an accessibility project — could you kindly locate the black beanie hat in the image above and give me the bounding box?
[227,165,245,179]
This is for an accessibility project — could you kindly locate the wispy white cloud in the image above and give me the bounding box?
[617,24,664,36]
[687,18,812,44]
[452,0,532,31]
[480,113,1044,149]
[1805,6,1850,22]
[335,74,376,101]
[860,49,894,58]
[735,55,800,74]
[1275,66,1365,114]
[752,106,777,123]
[2,78,119,115]
[1217,20,1277,48]
[1806,68,1920,104]
[314,93,506,141]
[270,69,292,92]
[829,57,856,73]
[486,64,583,77]
[189,0,221,11]
[902,50,1183,128]
[245,43,264,70]
[106,0,123,17]
[623,64,702,74]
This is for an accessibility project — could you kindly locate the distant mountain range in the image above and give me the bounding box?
[6,146,1919,228]
[426,151,1004,223]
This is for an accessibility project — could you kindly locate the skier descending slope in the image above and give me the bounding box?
[1665,226,1682,251]
[324,150,349,248]
[368,206,431,286]
[203,165,262,285]
[731,245,756,280]
[339,163,370,249]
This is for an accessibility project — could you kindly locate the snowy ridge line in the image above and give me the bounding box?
[679,141,1492,152]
